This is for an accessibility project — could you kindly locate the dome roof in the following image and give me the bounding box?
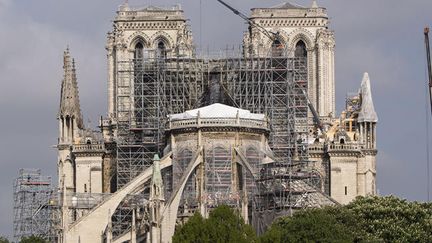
[169,103,265,120]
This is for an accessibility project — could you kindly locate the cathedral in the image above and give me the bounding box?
[56,1,378,242]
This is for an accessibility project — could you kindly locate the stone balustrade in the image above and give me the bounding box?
[169,117,269,130]
[73,144,105,151]
[328,144,360,151]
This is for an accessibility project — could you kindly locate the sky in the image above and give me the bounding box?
[0,0,431,238]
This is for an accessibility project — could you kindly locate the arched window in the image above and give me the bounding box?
[245,147,260,196]
[175,149,195,203]
[271,39,284,57]
[294,40,307,58]
[134,42,144,60]
[206,146,231,200]
[294,40,308,118]
[156,41,166,59]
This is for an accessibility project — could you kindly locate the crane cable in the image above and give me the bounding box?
[424,27,431,201]
[425,65,431,202]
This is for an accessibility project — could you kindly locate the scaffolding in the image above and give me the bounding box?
[112,47,320,236]
[13,169,59,242]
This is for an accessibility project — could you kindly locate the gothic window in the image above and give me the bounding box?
[271,39,284,57]
[294,40,308,118]
[156,41,167,59]
[206,146,231,202]
[134,42,144,60]
[245,147,259,196]
[294,40,307,58]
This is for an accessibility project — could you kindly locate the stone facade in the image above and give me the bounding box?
[56,1,378,242]
[106,4,194,119]
[244,1,335,117]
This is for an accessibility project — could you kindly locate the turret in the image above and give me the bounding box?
[149,154,164,243]
[57,48,83,194]
[58,48,83,144]
[358,72,378,149]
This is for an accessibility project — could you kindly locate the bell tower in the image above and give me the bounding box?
[106,3,195,118]
[245,1,335,117]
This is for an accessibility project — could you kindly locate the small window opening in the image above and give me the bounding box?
[345,186,347,195]
[271,39,284,57]
[157,41,166,59]
[134,42,144,60]
[84,184,87,193]
[340,138,345,144]
[86,139,91,145]
[294,40,307,58]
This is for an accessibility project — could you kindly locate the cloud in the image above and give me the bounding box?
[1,0,432,238]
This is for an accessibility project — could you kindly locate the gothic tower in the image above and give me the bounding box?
[106,3,194,119]
[58,48,83,192]
[357,73,378,196]
[244,1,335,117]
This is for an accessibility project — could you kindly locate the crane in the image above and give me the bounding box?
[215,0,279,41]
[216,0,324,133]
[424,27,432,115]
[302,90,324,134]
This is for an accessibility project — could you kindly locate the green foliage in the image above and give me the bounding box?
[347,196,432,243]
[19,236,48,243]
[260,207,372,243]
[0,236,10,243]
[172,212,209,242]
[173,205,257,243]
[173,196,432,243]
[262,196,432,243]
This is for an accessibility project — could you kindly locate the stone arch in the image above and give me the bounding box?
[150,31,174,49]
[127,32,151,50]
[244,146,260,195]
[287,28,315,51]
[175,148,194,185]
[245,146,260,167]
[205,144,231,203]
[263,29,289,48]
[63,158,75,188]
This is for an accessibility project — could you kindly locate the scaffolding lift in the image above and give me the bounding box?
[13,168,59,242]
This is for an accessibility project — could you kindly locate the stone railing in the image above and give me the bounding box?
[328,144,360,151]
[169,117,269,130]
[73,144,105,151]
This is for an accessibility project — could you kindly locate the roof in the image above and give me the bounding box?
[270,2,306,9]
[169,103,266,120]
[59,48,83,128]
[358,73,378,123]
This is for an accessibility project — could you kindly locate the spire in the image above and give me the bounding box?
[59,48,83,129]
[358,73,378,123]
[311,0,319,8]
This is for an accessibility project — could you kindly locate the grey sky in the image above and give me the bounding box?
[0,0,431,238]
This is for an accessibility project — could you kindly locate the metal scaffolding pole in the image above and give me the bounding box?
[110,47,321,237]
[13,168,59,242]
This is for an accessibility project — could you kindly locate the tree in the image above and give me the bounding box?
[347,196,432,243]
[19,236,48,243]
[173,205,257,243]
[261,196,432,243]
[0,236,10,243]
[260,207,372,243]
[205,205,256,243]
[172,212,209,243]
